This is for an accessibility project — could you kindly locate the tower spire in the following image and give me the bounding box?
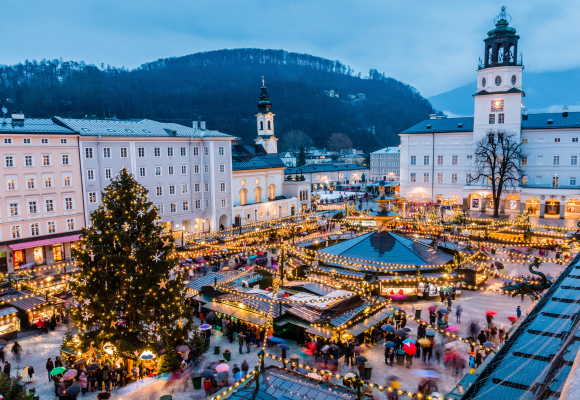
[257,79,272,113]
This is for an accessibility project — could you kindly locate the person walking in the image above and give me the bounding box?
[388,347,396,366]
[357,361,365,380]
[11,342,21,363]
[50,313,57,331]
[241,360,249,375]
[245,332,251,353]
[27,365,35,382]
[132,365,139,381]
[55,356,63,368]
[456,305,463,323]
[80,372,88,396]
[238,332,245,354]
[3,361,10,376]
[36,318,44,336]
[46,358,54,381]
[499,325,506,344]
[517,306,522,319]
[0,346,4,364]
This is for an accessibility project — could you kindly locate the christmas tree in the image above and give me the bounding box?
[70,168,193,359]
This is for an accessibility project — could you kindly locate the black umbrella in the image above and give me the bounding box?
[64,385,81,398]
[328,344,339,351]
[206,313,216,320]
[403,328,411,332]
[355,356,367,362]
[396,329,406,336]
[86,363,99,371]
[201,369,214,379]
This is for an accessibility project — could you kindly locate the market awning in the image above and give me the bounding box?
[345,308,394,337]
[305,326,336,339]
[275,318,312,329]
[188,293,214,303]
[203,301,269,326]
[8,234,81,251]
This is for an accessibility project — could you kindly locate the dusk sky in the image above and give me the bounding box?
[2,0,579,97]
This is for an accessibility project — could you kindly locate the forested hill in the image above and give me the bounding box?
[0,49,435,151]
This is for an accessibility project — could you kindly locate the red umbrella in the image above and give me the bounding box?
[508,316,517,322]
[428,306,437,312]
[486,310,497,317]
[403,342,417,356]
[257,251,265,256]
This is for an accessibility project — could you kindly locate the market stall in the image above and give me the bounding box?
[10,296,62,330]
[0,307,19,340]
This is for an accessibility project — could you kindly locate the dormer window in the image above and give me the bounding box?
[426,125,432,129]
[458,123,463,128]
[107,129,116,132]
[547,119,553,125]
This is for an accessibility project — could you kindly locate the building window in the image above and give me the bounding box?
[555,138,561,143]
[67,218,75,231]
[138,148,145,157]
[167,147,174,157]
[170,203,176,213]
[204,182,209,192]
[204,165,209,173]
[169,185,175,195]
[437,155,443,165]
[44,176,53,188]
[87,169,95,180]
[89,192,97,203]
[554,156,560,166]
[157,204,164,214]
[181,165,187,175]
[42,155,51,166]
[553,176,559,188]
[522,138,528,143]
[437,174,443,183]
[218,146,224,156]
[424,156,429,166]
[61,154,69,165]
[466,174,471,184]
[182,201,189,211]
[489,114,495,124]
[204,146,209,156]
[195,200,201,209]
[30,223,40,236]
[180,147,186,156]
[23,138,31,144]
[25,155,33,166]
[155,166,161,176]
[4,156,14,167]
[219,164,225,173]
[105,168,112,179]
[47,221,56,234]
[26,178,35,189]
[537,155,543,165]
[451,155,458,165]
[154,147,160,157]
[467,155,472,161]
[423,173,429,183]
[103,148,111,158]
[193,147,199,156]
[11,225,21,239]
[182,184,188,194]
[63,176,71,187]
[120,147,128,158]
[221,199,226,208]
[139,167,146,177]
[2,138,12,145]
[521,156,527,166]
[9,203,18,216]
[65,197,73,210]
[168,166,174,175]
[410,156,416,165]
[220,182,226,192]
[7,178,16,190]
[498,114,504,124]
[571,177,577,186]
[156,186,163,196]
[194,165,200,174]
[255,187,262,203]
[41,138,49,145]
[571,156,577,166]
[269,184,276,199]
[194,183,200,192]
[410,173,416,183]
[573,138,578,143]
[29,201,37,214]
[451,174,458,183]
[85,148,93,158]
[46,199,54,212]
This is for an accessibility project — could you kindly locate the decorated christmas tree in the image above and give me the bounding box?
[70,168,193,360]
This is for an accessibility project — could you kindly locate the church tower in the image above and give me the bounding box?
[255,78,278,154]
[473,6,524,141]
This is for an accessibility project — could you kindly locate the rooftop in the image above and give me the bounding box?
[371,146,400,155]
[232,144,287,171]
[285,163,368,175]
[0,118,75,133]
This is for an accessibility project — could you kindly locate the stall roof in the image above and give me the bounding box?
[312,266,366,279]
[203,301,269,326]
[188,293,214,303]
[0,290,34,302]
[344,308,394,337]
[185,273,225,291]
[274,318,312,329]
[216,293,287,318]
[305,326,336,339]
[0,307,18,317]
[10,296,47,311]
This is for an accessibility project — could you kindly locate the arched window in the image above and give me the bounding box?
[269,184,275,200]
[240,189,247,206]
[497,45,504,63]
[509,45,515,62]
[259,121,264,130]
[267,120,271,130]
[487,46,493,65]
[254,187,262,203]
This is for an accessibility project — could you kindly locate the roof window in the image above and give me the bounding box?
[426,125,432,129]
[142,129,151,133]
[458,123,463,128]
[107,129,116,132]
[547,119,553,124]
[125,129,133,133]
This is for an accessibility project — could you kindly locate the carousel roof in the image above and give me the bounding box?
[319,231,453,268]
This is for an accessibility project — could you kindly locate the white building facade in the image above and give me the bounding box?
[370,147,400,182]
[399,8,580,218]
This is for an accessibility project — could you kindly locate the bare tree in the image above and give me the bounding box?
[280,130,311,151]
[471,130,524,218]
[326,132,352,155]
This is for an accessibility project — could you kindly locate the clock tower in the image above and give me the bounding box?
[473,6,524,142]
[255,79,278,154]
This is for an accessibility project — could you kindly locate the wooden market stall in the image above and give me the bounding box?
[8,293,62,331]
[0,307,20,340]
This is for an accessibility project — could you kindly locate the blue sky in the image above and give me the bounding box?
[2,0,579,97]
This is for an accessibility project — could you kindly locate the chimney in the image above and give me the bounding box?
[522,108,528,120]
[563,106,569,118]
[200,121,206,130]
[11,113,24,121]
[429,114,437,119]
[192,121,198,129]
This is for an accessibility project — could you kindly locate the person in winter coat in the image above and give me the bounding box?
[3,361,10,376]
[80,372,88,395]
[469,353,476,374]
[238,332,245,354]
[357,361,365,380]
[132,365,139,381]
[388,347,396,366]
[475,351,483,368]
[36,318,44,336]
[417,323,427,339]
[345,344,354,366]
[241,360,249,374]
[96,368,103,391]
[499,325,506,344]
[50,313,57,331]
[429,310,436,325]
[244,332,251,353]
[46,358,54,381]
[55,356,63,368]
[27,365,34,382]
[477,330,487,346]
[456,305,463,323]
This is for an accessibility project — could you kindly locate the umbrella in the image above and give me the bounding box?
[418,338,431,347]
[73,358,86,366]
[234,371,244,381]
[403,327,411,332]
[494,261,504,269]
[403,339,415,345]
[413,369,440,379]
[445,341,468,351]
[21,367,28,381]
[483,342,494,348]
[355,356,367,362]
[268,336,287,343]
[344,373,357,379]
[384,342,396,348]
[508,316,518,322]
[201,369,215,379]
[206,313,216,320]
[428,306,437,312]
[175,345,189,353]
[321,345,330,351]
[85,364,99,372]
[257,252,265,256]
[486,310,497,317]
[272,264,278,269]
[249,255,258,260]
[396,329,406,336]
[439,309,449,314]
[546,275,554,280]
[0,340,6,348]
[353,346,362,354]
[63,369,78,380]
[382,324,395,333]
[216,363,230,373]
[328,344,339,351]
[403,342,417,356]
[279,344,290,350]
[446,325,460,331]
[51,367,67,375]
[200,324,212,330]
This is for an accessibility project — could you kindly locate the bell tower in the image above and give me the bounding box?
[255,77,278,154]
[473,6,524,141]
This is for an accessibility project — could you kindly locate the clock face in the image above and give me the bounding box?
[491,100,504,112]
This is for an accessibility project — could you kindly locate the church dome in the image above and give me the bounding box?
[257,85,272,113]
